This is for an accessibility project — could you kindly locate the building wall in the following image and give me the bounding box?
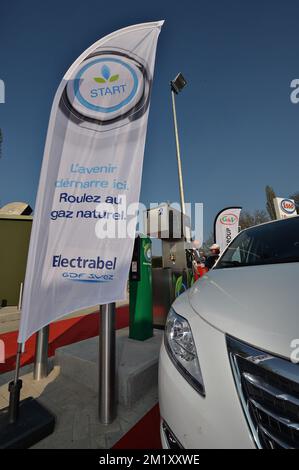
[0,215,32,306]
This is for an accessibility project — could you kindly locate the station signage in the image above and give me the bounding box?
[214,207,242,253]
[273,197,297,220]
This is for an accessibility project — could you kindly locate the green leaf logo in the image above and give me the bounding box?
[94,77,106,84]
[109,74,119,82]
[93,66,120,84]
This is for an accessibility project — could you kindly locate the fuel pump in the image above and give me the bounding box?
[129,235,153,341]
[144,203,193,326]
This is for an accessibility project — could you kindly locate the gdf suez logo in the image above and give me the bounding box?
[65,50,150,126]
[62,272,114,283]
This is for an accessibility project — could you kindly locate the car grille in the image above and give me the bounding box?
[227,336,299,449]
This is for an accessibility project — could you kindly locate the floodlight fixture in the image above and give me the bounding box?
[170,73,187,94]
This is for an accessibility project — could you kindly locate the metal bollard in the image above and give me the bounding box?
[99,303,116,425]
[33,325,49,380]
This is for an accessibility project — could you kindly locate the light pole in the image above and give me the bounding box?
[170,73,187,216]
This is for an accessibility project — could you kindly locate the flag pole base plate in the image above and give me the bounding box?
[0,397,55,449]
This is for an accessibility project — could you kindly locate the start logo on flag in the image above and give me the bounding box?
[67,55,146,121]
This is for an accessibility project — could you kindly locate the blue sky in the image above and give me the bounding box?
[0,0,298,239]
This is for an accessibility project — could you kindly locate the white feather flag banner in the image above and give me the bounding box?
[18,21,164,345]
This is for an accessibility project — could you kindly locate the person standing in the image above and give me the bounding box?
[205,243,220,270]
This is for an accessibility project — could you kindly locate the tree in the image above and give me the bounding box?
[265,185,277,220]
[289,192,299,214]
[239,209,270,230]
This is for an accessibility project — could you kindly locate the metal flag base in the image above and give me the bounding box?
[0,341,55,449]
[0,396,55,449]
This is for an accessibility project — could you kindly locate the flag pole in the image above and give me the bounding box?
[8,342,23,424]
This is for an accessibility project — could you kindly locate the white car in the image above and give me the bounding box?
[159,216,299,449]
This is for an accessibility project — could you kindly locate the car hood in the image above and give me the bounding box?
[188,263,299,360]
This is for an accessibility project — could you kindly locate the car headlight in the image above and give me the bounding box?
[164,307,205,396]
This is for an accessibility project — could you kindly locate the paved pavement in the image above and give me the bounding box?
[0,297,161,449]
[0,359,158,449]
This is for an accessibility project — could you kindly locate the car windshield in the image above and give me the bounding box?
[215,216,299,269]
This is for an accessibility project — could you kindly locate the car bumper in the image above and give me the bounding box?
[158,295,256,449]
